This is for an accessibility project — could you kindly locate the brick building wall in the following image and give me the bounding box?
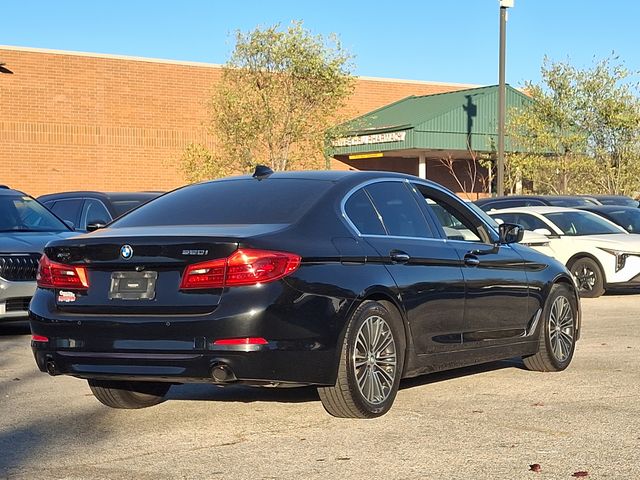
[0,46,474,196]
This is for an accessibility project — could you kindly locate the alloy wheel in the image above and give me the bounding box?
[573,265,596,292]
[547,295,575,362]
[352,315,397,405]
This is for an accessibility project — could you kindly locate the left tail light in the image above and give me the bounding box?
[37,254,89,290]
[180,248,301,290]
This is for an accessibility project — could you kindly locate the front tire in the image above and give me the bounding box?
[318,300,405,418]
[523,283,577,372]
[88,380,171,409]
[569,257,605,298]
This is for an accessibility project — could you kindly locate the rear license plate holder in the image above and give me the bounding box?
[109,271,158,300]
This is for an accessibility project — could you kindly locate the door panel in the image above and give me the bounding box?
[364,236,465,354]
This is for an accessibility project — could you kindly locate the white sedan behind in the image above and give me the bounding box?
[488,206,640,298]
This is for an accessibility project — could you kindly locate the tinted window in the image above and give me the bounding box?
[82,199,112,230]
[0,195,68,232]
[112,179,332,227]
[548,197,596,207]
[543,211,624,236]
[603,209,640,233]
[50,199,83,227]
[364,182,432,238]
[599,197,639,207]
[344,189,385,235]
[112,200,148,217]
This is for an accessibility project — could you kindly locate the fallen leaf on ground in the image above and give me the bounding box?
[572,471,588,477]
[336,457,351,461]
[532,402,544,407]
[529,464,542,472]
[472,409,484,413]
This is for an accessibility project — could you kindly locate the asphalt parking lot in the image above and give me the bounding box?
[1,295,638,480]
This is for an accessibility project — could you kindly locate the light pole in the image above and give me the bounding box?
[497,0,513,197]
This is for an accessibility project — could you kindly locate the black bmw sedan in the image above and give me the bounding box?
[29,170,580,418]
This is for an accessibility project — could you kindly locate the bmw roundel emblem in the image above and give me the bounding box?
[120,244,133,260]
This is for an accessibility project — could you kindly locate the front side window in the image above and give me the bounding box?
[0,195,68,232]
[364,182,433,238]
[413,185,483,242]
[82,200,112,230]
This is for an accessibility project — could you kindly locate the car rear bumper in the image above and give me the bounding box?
[29,283,353,386]
[32,342,336,385]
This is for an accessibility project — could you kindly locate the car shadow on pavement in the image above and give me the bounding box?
[399,358,524,391]
[167,358,525,404]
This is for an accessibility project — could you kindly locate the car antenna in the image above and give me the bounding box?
[253,165,274,181]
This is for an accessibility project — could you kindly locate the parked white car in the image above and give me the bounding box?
[488,206,640,298]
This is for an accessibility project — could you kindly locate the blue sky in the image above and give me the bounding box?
[2,0,638,87]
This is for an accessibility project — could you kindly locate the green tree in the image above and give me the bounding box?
[182,22,354,181]
[509,56,640,195]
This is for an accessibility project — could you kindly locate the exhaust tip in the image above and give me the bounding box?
[45,359,57,376]
[211,364,236,383]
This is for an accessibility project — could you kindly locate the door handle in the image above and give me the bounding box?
[464,254,480,267]
[390,250,411,264]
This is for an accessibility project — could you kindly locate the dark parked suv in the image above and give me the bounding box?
[475,195,601,212]
[30,170,580,418]
[38,191,162,231]
[0,186,74,322]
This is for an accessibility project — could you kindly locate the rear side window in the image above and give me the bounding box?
[112,179,332,227]
[50,199,83,227]
[344,189,385,235]
[365,182,433,238]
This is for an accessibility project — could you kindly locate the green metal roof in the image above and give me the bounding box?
[329,85,532,155]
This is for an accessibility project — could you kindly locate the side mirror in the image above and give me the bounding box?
[533,228,553,236]
[86,220,108,232]
[499,223,524,244]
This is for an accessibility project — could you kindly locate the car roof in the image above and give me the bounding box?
[197,170,447,190]
[579,205,639,212]
[38,191,162,202]
[475,194,596,205]
[0,186,27,196]
[486,206,583,215]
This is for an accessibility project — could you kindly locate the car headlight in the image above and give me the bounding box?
[597,247,640,272]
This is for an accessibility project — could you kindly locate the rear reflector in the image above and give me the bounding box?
[180,248,301,290]
[31,334,49,343]
[37,254,89,290]
[213,337,269,346]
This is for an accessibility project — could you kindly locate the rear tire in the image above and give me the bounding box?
[568,257,605,298]
[88,380,171,409]
[523,283,577,372]
[318,300,405,418]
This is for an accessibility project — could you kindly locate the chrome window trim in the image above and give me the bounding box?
[81,198,113,230]
[340,177,487,242]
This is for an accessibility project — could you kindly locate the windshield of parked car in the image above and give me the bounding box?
[543,211,625,236]
[112,200,150,217]
[601,209,640,233]
[111,178,333,227]
[0,194,70,232]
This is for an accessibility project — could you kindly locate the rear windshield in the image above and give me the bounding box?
[112,200,149,217]
[111,178,332,227]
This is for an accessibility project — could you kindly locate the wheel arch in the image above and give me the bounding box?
[566,252,606,282]
[340,287,414,377]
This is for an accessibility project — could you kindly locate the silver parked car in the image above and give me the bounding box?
[0,186,75,321]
